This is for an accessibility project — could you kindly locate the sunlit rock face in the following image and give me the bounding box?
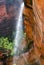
[32,0,44,65]
[33,0,44,56]
[35,0,44,45]
[23,0,44,65]
[35,0,44,22]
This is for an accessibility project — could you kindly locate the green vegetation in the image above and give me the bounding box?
[0,37,14,55]
[0,33,33,56]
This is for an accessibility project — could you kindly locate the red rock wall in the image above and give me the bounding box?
[23,0,44,65]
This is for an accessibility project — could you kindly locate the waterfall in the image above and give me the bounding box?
[13,2,24,55]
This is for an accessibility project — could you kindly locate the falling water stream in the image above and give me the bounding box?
[13,2,24,55]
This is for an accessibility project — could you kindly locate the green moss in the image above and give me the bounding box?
[0,37,14,55]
